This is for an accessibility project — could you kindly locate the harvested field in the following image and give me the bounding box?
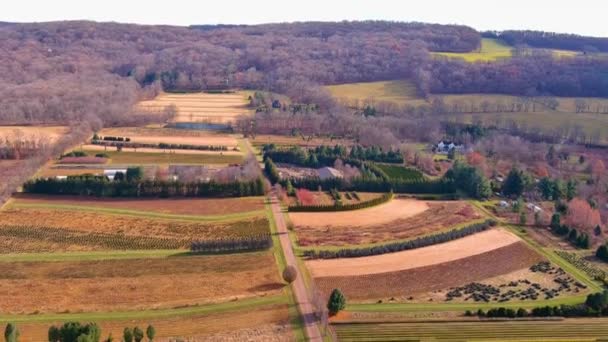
[98,127,239,147]
[0,253,282,314]
[307,228,522,277]
[137,92,252,124]
[250,134,354,147]
[315,241,542,300]
[324,80,425,107]
[81,149,244,165]
[13,195,265,216]
[14,305,291,341]
[290,198,429,229]
[0,208,269,252]
[294,200,482,246]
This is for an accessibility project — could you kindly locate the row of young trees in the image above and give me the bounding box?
[303,219,496,259]
[264,144,403,168]
[550,213,592,249]
[23,177,265,198]
[190,234,272,254]
[1,322,157,342]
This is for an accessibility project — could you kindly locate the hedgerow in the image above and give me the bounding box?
[302,219,496,259]
[190,234,272,254]
[91,140,229,151]
[288,192,392,212]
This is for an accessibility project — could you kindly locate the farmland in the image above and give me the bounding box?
[334,319,608,341]
[432,38,513,62]
[292,199,482,246]
[324,80,426,107]
[313,239,543,301]
[80,149,244,165]
[95,126,240,148]
[137,92,253,124]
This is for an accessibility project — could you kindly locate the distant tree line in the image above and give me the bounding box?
[190,234,272,254]
[285,176,455,195]
[263,144,403,167]
[303,219,496,259]
[484,30,608,53]
[288,192,393,212]
[23,176,265,198]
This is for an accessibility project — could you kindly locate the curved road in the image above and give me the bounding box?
[270,196,323,341]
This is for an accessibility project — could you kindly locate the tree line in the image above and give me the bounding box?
[90,140,230,152]
[190,234,272,254]
[3,322,156,342]
[484,30,608,53]
[23,176,265,198]
[303,219,496,259]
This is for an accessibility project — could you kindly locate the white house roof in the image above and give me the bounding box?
[317,167,343,180]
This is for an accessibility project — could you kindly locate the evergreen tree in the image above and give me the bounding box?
[123,328,133,342]
[4,323,18,342]
[327,288,346,315]
[132,327,144,342]
[503,168,526,197]
[550,213,561,229]
[145,326,155,342]
[519,211,527,226]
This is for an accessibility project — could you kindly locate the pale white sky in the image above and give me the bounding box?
[2,0,607,37]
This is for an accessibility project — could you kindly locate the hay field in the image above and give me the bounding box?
[293,200,482,246]
[432,38,512,62]
[0,253,282,314]
[324,80,425,107]
[250,134,355,147]
[314,240,542,301]
[307,228,521,277]
[137,92,253,124]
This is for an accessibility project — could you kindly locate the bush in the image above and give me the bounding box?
[597,244,608,262]
[303,219,495,259]
[282,265,298,284]
[4,323,18,342]
[327,289,346,315]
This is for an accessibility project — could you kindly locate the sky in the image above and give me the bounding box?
[2,0,607,37]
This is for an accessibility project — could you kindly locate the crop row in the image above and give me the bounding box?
[555,250,608,284]
[191,234,272,253]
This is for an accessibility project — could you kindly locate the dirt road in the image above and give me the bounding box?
[270,196,323,341]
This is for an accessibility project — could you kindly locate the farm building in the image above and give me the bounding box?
[103,168,127,181]
[317,167,344,180]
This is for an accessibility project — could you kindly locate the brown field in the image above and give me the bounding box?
[290,198,429,229]
[14,305,291,342]
[0,126,68,142]
[12,195,265,216]
[0,253,282,314]
[97,127,240,148]
[294,200,482,246]
[307,228,521,277]
[0,207,269,252]
[137,92,253,124]
[250,134,355,147]
[315,241,542,300]
[37,167,104,177]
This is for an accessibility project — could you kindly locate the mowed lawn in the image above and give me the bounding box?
[324,80,425,107]
[432,38,512,62]
[82,149,243,165]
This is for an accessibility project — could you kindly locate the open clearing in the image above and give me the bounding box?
[290,198,429,229]
[11,304,291,341]
[294,200,482,247]
[96,127,240,147]
[12,195,265,216]
[137,92,253,124]
[307,228,521,277]
[432,38,513,62]
[324,80,425,107]
[334,319,608,341]
[0,253,281,314]
[80,149,244,165]
[0,207,269,252]
[314,241,542,301]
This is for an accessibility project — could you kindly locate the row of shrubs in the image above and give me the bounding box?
[190,234,272,254]
[302,219,496,259]
[284,176,455,194]
[288,193,393,212]
[468,291,608,318]
[91,139,230,151]
[23,177,265,198]
[94,135,131,142]
[550,213,590,249]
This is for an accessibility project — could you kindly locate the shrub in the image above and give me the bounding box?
[4,323,18,342]
[327,289,346,315]
[146,325,155,342]
[282,265,298,284]
[597,244,608,262]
